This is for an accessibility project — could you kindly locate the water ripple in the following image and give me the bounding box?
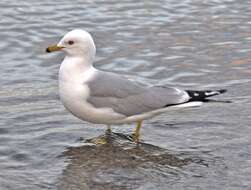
[1,0,251,189]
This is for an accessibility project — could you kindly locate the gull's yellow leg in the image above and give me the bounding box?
[97,125,112,144]
[132,121,142,143]
[106,125,112,135]
[91,125,112,145]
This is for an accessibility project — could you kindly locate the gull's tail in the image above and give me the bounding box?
[186,89,227,102]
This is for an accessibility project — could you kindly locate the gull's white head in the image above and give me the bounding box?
[46,29,96,61]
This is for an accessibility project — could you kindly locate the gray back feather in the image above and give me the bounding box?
[87,71,189,116]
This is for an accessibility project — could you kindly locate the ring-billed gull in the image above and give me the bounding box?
[46,29,226,143]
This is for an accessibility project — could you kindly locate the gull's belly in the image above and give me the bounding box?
[59,82,125,124]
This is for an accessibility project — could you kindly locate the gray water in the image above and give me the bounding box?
[1,0,251,189]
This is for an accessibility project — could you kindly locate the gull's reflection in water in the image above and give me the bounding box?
[58,132,191,190]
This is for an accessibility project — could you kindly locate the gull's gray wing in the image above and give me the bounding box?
[87,71,146,98]
[87,70,189,116]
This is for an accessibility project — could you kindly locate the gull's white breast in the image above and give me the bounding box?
[58,59,125,124]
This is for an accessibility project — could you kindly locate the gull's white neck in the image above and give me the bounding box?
[59,55,96,83]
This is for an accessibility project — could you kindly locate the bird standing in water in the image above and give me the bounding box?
[46,29,226,144]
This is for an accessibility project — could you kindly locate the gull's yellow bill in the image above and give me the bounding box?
[46,45,64,53]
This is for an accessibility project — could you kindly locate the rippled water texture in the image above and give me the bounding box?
[0,0,251,189]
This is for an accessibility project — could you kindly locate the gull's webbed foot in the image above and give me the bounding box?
[87,125,112,145]
[132,121,142,144]
[92,136,109,145]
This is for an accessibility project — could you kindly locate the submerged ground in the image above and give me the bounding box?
[0,0,251,189]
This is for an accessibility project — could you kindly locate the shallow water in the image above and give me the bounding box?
[0,0,251,189]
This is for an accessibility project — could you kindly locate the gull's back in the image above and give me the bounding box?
[86,70,190,117]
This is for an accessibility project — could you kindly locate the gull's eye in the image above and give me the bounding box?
[68,40,74,45]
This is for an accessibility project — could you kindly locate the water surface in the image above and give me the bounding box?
[0,0,251,189]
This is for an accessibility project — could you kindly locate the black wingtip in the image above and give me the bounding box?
[218,89,227,94]
[186,89,228,102]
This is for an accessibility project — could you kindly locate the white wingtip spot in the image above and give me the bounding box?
[173,101,203,108]
[205,91,218,96]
